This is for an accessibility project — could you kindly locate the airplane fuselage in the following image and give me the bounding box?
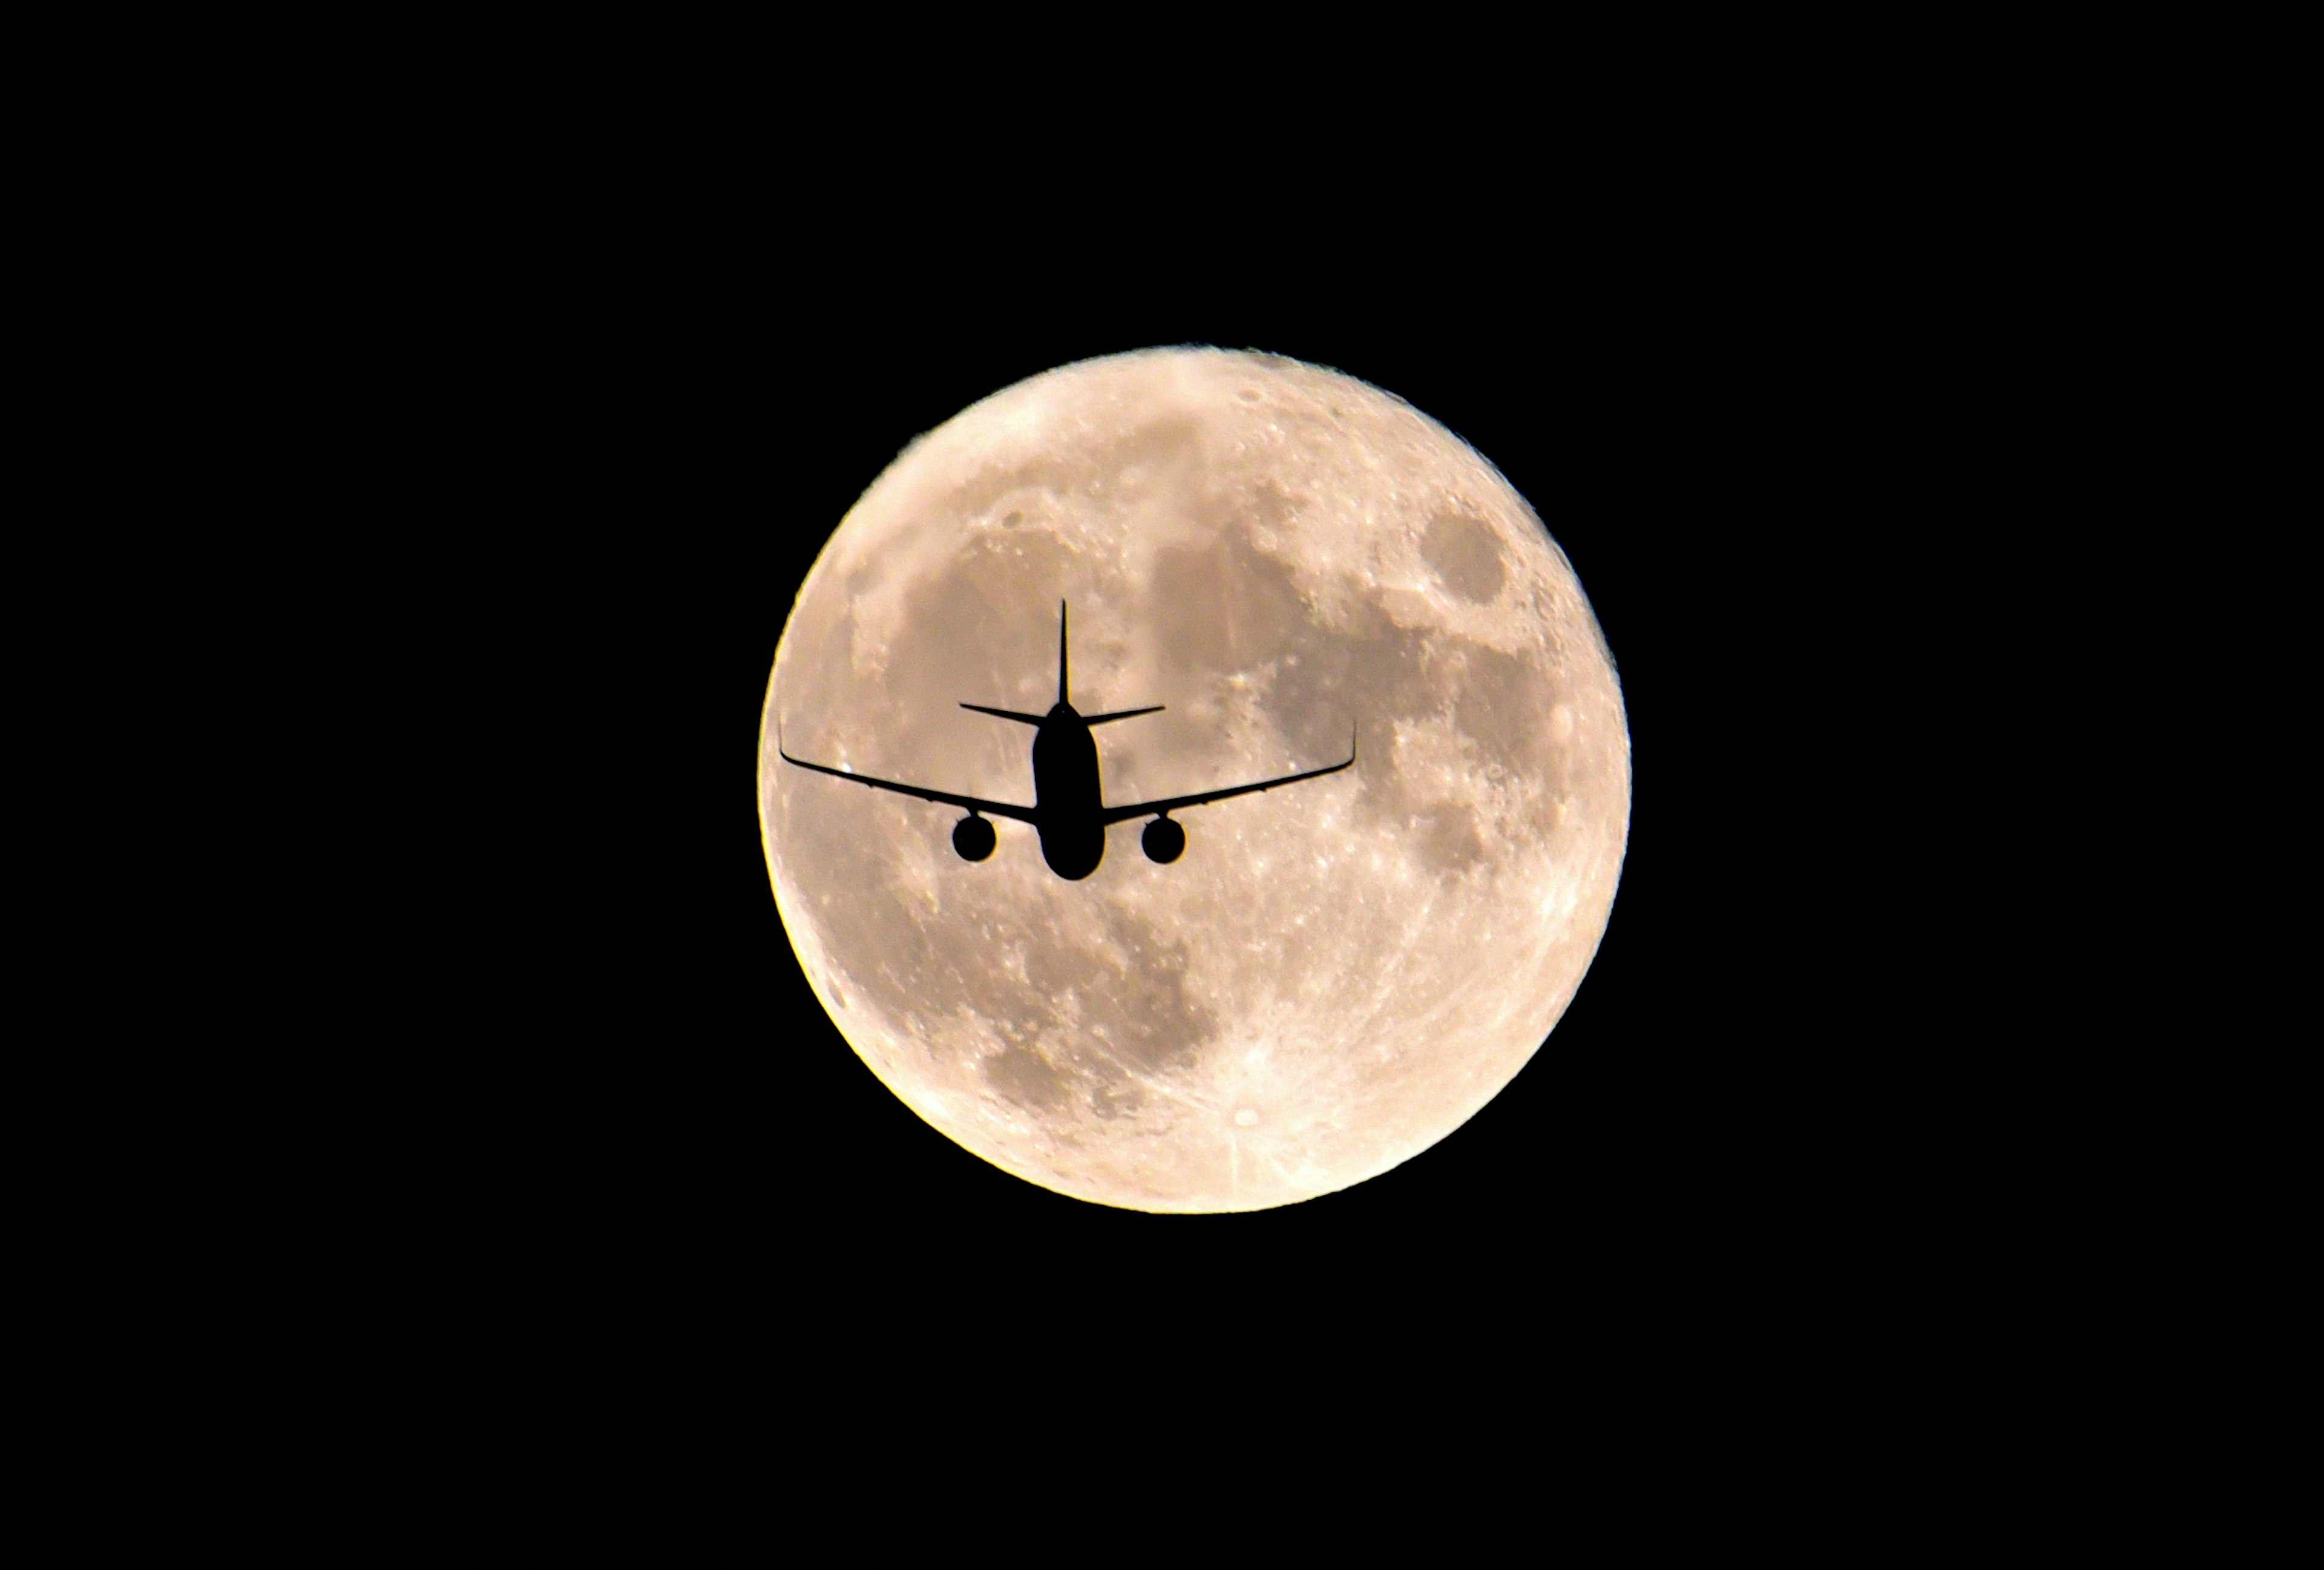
[1029,703,1106,879]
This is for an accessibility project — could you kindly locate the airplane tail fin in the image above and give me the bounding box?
[1054,601,1167,723]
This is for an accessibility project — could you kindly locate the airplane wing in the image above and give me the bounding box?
[1099,729,1356,825]
[779,741,1040,823]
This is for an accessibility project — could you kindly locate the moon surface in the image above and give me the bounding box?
[759,348,1629,1212]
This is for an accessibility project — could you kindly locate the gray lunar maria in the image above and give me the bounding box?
[760,348,1628,1212]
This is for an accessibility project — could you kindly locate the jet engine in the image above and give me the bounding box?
[1141,816,1185,864]
[951,814,996,862]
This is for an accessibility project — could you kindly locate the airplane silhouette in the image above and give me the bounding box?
[780,602,1356,880]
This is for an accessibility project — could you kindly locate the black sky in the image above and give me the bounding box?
[333,137,2037,1390]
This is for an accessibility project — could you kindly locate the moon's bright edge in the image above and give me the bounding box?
[759,349,1629,1212]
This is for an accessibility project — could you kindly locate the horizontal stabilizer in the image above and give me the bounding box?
[960,703,1046,726]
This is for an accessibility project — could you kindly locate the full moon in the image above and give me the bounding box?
[759,348,1629,1212]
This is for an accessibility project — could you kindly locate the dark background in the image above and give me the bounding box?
[77,51,2254,1514]
[312,136,2046,1393]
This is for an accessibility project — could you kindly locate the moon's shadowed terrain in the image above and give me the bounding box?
[761,348,1629,1211]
